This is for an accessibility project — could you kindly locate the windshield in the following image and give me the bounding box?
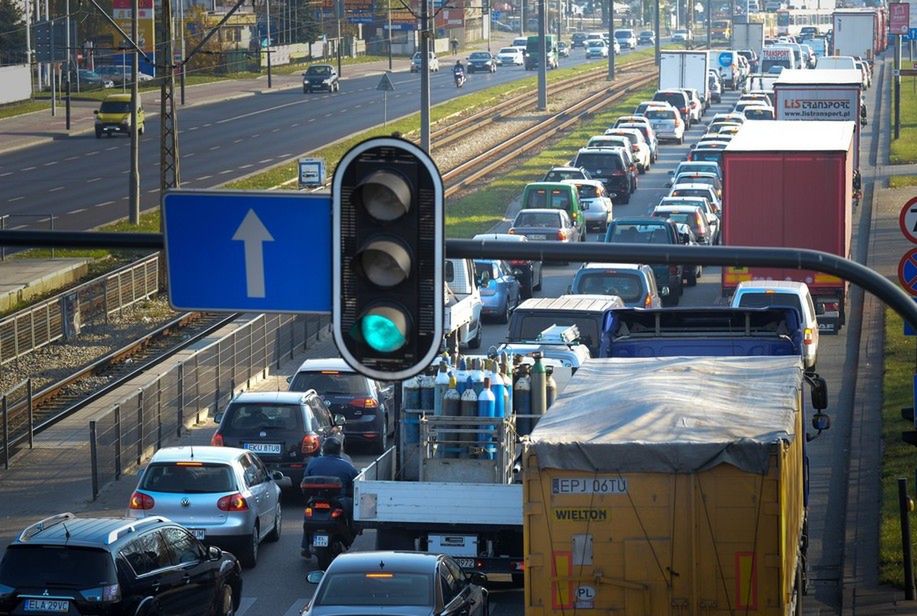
[608,223,671,244]
[514,211,561,227]
[307,66,331,75]
[653,92,687,108]
[0,546,117,587]
[140,462,236,493]
[223,403,303,431]
[469,52,490,59]
[744,108,773,120]
[289,371,367,395]
[544,170,581,181]
[645,109,674,120]
[660,212,699,229]
[315,572,433,606]
[499,48,516,53]
[99,101,130,114]
[606,131,637,145]
[573,272,644,302]
[691,150,723,163]
[574,153,623,172]
[672,189,712,200]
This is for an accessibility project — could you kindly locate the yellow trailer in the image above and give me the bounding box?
[523,356,807,616]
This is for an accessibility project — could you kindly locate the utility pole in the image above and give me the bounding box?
[129,0,140,224]
[654,0,660,64]
[387,0,392,70]
[179,0,186,104]
[266,0,273,87]
[606,0,614,79]
[25,0,31,88]
[895,33,902,139]
[537,0,546,109]
[420,0,431,150]
[160,0,180,204]
[65,0,71,130]
[336,1,342,77]
[706,0,711,49]
[520,0,525,34]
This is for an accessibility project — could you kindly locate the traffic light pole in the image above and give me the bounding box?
[65,0,71,130]
[606,0,614,80]
[654,0,660,65]
[895,34,902,139]
[706,0,711,50]
[129,0,140,224]
[536,0,546,110]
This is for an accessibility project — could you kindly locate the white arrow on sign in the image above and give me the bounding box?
[232,209,274,298]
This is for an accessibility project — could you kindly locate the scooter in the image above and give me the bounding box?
[454,70,466,88]
[300,476,356,569]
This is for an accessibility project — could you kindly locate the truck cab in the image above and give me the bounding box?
[445,258,484,350]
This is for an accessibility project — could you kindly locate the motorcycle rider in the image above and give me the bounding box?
[301,436,358,557]
[453,59,465,86]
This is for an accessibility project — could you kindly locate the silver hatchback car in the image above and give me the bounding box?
[128,446,285,569]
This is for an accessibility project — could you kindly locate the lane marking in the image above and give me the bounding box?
[185,152,196,157]
[215,98,305,124]
[234,598,257,616]
[219,169,233,174]
[43,161,58,166]
[67,208,87,214]
[64,155,78,161]
[87,177,102,183]
[0,172,12,177]
[239,164,253,169]
[8,196,23,202]
[95,200,114,207]
[148,188,160,193]
[280,599,310,616]
[22,166,35,171]
[86,151,99,156]
[49,186,64,192]
[258,159,273,164]
[105,146,118,151]
[197,175,212,181]
[210,145,221,150]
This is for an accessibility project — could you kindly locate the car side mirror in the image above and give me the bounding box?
[810,374,828,410]
[811,412,831,433]
[660,286,670,297]
[212,411,223,423]
[286,375,293,384]
[208,546,223,561]
[467,571,488,586]
[306,570,324,584]
[270,470,285,481]
[334,414,347,425]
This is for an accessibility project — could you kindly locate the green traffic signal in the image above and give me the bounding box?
[360,306,409,353]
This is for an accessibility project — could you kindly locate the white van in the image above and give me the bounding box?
[708,50,740,89]
[760,45,796,73]
[445,258,484,349]
[730,280,819,370]
[815,55,857,70]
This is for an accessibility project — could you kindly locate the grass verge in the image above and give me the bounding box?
[224,46,661,197]
[890,61,917,164]
[890,175,917,188]
[879,307,913,587]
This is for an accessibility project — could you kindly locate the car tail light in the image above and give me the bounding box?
[513,561,525,571]
[305,507,313,518]
[823,301,839,313]
[556,229,567,240]
[804,327,814,345]
[302,435,321,454]
[314,502,331,510]
[217,493,248,512]
[508,259,526,266]
[210,433,223,447]
[350,397,378,409]
[331,508,344,519]
[129,491,154,510]
[644,293,653,308]
[695,212,704,228]
[362,432,379,439]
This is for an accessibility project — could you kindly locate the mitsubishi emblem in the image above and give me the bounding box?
[260,431,267,437]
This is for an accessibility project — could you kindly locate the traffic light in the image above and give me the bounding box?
[332,137,444,381]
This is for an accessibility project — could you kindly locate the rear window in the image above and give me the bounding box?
[544,170,581,181]
[223,403,303,432]
[524,188,572,210]
[653,92,687,108]
[608,223,671,244]
[671,189,711,200]
[645,109,674,120]
[573,272,645,302]
[140,462,236,493]
[316,572,433,606]
[737,292,803,317]
[744,108,774,120]
[0,546,117,587]
[514,211,561,227]
[499,47,516,54]
[605,131,637,145]
[659,212,699,229]
[691,150,723,163]
[573,153,623,172]
[516,315,600,351]
[290,371,368,395]
[576,185,600,199]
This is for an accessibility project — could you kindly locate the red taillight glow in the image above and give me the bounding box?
[350,397,378,409]
[302,435,321,454]
[513,561,525,571]
[611,170,626,176]
[129,491,154,510]
[217,493,248,512]
[210,433,223,447]
[331,508,344,519]
[556,229,567,240]
[305,507,313,518]
[804,327,814,345]
[696,212,704,228]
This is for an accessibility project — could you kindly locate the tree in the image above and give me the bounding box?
[0,0,27,64]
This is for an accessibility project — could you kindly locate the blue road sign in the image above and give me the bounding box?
[908,28,917,41]
[163,190,331,313]
[718,51,732,67]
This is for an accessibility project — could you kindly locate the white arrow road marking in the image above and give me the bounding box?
[232,209,274,298]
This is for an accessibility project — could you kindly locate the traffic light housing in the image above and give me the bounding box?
[332,137,444,381]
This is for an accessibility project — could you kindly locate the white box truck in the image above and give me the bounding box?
[832,9,877,62]
[660,50,711,106]
[732,22,765,56]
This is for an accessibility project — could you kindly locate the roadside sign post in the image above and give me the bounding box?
[377,72,395,127]
[891,2,910,35]
[298,158,325,188]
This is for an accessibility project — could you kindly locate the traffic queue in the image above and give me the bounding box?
[0,32,871,616]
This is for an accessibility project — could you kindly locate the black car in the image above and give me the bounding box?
[571,147,632,204]
[303,64,339,93]
[211,391,345,486]
[604,218,688,306]
[288,358,393,453]
[467,51,497,73]
[638,30,655,44]
[303,551,488,616]
[0,513,242,616]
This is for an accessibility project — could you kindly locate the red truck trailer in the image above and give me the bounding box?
[721,120,855,334]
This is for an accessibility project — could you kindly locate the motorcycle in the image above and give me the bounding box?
[454,70,466,88]
[300,475,356,569]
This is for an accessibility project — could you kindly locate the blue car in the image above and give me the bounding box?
[474,259,522,323]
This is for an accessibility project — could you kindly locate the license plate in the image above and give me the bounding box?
[244,442,281,454]
[191,528,206,540]
[312,533,329,547]
[24,599,69,613]
[528,234,547,240]
[455,558,475,568]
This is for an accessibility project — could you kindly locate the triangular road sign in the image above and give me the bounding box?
[377,72,395,91]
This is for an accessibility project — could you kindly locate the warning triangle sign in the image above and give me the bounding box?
[377,72,395,91]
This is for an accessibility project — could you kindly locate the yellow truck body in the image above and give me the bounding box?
[523,356,805,616]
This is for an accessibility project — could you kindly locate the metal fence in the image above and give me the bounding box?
[0,253,160,368]
[87,312,330,499]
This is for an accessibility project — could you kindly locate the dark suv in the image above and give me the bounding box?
[604,218,690,306]
[0,513,242,616]
[211,391,345,487]
[288,358,393,453]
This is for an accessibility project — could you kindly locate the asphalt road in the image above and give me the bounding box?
[0,46,643,232]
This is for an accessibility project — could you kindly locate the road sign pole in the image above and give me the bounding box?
[897,34,902,140]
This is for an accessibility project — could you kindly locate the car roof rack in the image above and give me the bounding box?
[106,517,168,545]
[535,324,581,346]
[18,512,76,542]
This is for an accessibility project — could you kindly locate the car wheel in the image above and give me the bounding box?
[686,266,698,287]
[266,506,282,542]
[95,128,102,138]
[373,423,388,454]
[239,525,259,568]
[498,299,511,324]
[218,584,234,616]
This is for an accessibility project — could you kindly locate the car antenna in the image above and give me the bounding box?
[190,446,194,459]
[62,521,71,541]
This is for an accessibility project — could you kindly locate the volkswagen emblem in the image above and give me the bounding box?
[180,497,191,508]
[260,431,267,437]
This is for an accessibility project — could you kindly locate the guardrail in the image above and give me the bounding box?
[0,253,160,368]
[87,312,330,499]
